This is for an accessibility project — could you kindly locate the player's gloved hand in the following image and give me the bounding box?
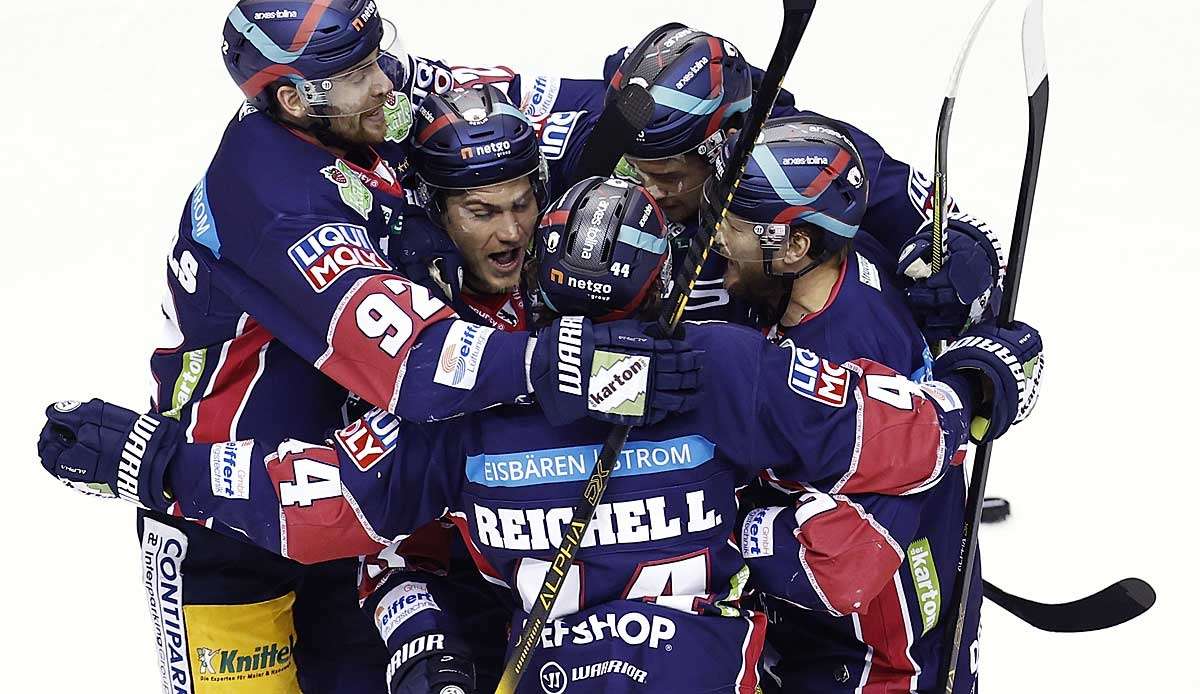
[387,645,475,694]
[935,321,1043,443]
[898,213,1005,341]
[37,399,177,511]
[530,316,703,426]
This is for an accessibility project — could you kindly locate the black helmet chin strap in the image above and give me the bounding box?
[755,245,834,328]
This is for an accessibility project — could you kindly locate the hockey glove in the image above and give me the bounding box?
[898,212,1005,341]
[37,399,177,511]
[387,635,476,694]
[935,321,1043,443]
[530,316,703,427]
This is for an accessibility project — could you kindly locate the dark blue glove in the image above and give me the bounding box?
[387,634,476,694]
[37,399,177,511]
[530,317,703,426]
[935,321,1043,443]
[898,212,1005,341]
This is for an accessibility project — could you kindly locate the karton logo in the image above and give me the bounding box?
[209,440,253,500]
[351,0,378,31]
[335,408,399,472]
[907,538,942,635]
[433,322,495,391]
[587,351,648,418]
[288,223,388,292]
[374,581,440,642]
[540,611,676,650]
[784,342,849,407]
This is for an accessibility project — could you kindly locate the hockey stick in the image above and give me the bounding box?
[571,84,655,181]
[495,3,818,691]
[983,578,1156,633]
[930,0,998,272]
[941,2,1050,691]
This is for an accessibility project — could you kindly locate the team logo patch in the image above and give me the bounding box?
[373,581,440,643]
[383,91,413,143]
[288,222,388,292]
[783,342,849,407]
[321,159,374,220]
[334,408,399,472]
[209,440,253,500]
[433,322,495,391]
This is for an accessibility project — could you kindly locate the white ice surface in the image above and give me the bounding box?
[1,0,1196,691]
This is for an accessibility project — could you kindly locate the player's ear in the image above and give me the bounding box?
[274,85,309,121]
[782,226,812,265]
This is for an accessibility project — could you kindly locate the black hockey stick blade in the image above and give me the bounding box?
[571,83,655,181]
[495,4,817,692]
[984,578,1156,633]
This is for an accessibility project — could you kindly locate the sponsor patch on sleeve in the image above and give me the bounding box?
[587,351,649,417]
[209,440,254,500]
[373,581,441,643]
[536,110,586,161]
[433,321,495,391]
[784,342,850,408]
[741,506,785,558]
[288,222,389,292]
[521,75,561,121]
[334,409,400,472]
[856,252,881,291]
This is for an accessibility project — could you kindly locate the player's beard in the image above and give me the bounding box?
[725,258,791,326]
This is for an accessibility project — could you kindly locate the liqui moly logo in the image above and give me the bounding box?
[785,343,849,407]
[288,223,389,292]
[334,409,399,472]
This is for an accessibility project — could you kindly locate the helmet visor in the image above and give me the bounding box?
[703,177,793,262]
[297,19,404,118]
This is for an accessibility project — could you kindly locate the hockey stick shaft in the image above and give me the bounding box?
[941,3,1048,691]
[931,0,999,273]
[495,4,817,691]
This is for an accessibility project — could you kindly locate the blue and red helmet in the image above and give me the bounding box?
[222,0,398,112]
[536,177,672,321]
[608,23,753,161]
[707,116,869,276]
[411,85,549,215]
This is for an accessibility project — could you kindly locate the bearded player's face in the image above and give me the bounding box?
[322,51,395,145]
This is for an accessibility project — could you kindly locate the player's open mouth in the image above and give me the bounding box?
[488,248,522,272]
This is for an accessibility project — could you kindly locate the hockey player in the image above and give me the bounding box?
[391,84,549,330]
[139,2,700,692]
[41,177,1043,693]
[511,22,1003,336]
[710,118,1020,692]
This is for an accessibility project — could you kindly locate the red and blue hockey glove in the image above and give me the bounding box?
[898,213,1005,341]
[530,317,703,427]
[935,321,1043,443]
[37,399,177,512]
